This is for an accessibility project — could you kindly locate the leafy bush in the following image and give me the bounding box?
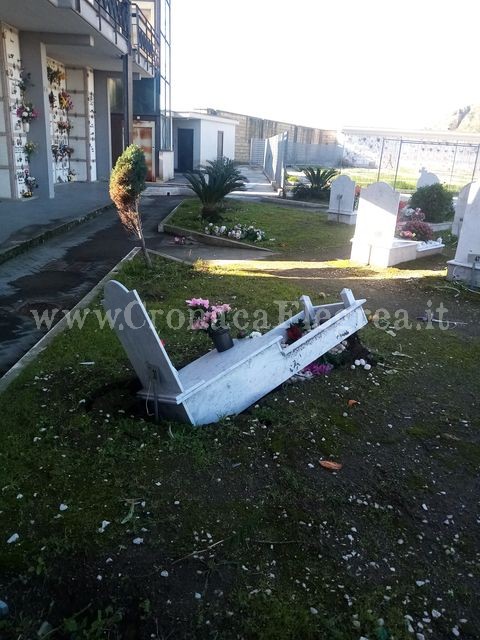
[401,220,434,242]
[292,167,339,201]
[185,157,246,221]
[409,183,454,222]
[109,144,150,265]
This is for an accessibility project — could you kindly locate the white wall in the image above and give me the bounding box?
[200,119,235,164]
[172,118,201,169]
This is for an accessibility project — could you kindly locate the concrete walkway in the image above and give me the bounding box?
[0,192,273,376]
[0,182,111,259]
[0,165,275,263]
[142,165,275,199]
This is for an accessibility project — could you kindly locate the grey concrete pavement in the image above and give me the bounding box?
[0,182,112,258]
[0,193,272,376]
[142,165,275,199]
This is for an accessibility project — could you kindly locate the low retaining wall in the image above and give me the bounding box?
[158,200,274,252]
[163,223,273,252]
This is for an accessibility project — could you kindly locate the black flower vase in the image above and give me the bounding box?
[210,326,234,352]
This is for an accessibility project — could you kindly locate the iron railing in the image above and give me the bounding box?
[131,4,160,74]
[85,0,131,40]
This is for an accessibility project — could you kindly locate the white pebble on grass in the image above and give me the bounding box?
[161,570,169,577]
[132,537,144,545]
[59,504,68,512]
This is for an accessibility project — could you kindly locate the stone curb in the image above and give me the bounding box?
[0,202,113,265]
[0,246,140,393]
[163,223,274,252]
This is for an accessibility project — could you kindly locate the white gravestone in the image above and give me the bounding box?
[328,175,357,224]
[447,182,480,286]
[350,182,412,267]
[417,167,440,189]
[452,182,477,237]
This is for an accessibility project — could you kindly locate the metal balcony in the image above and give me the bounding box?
[131,4,160,76]
[82,0,131,43]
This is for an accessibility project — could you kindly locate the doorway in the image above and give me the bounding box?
[177,128,194,172]
[133,121,155,181]
[217,130,224,159]
[110,114,124,169]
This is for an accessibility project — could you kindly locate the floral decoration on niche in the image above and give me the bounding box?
[57,119,73,134]
[47,66,64,85]
[22,169,38,198]
[58,90,73,112]
[16,103,38,124]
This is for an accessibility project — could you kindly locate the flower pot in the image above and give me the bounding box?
[210,327,234,352]
[22,122,29,133]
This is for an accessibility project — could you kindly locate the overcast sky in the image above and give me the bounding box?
[171,0,478,130]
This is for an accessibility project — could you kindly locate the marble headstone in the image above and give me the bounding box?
[351,182,400,265]
[452,181,477,237]
[417,167,440,189]
[328,175,356,216]
[451,183,480,265]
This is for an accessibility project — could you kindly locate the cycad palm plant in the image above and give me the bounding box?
[185,157,246,220]
[292,166,339,201]
[303,167,339,190]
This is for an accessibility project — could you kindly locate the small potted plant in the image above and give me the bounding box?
[186,297,234,352]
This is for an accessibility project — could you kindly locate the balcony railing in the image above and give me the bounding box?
[84,0,131,41]
[131,4,160,75]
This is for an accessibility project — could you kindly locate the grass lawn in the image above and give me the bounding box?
[1,242,479,638]
[169,199,352,258]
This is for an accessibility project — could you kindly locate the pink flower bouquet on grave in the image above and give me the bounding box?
[186,298,232,334]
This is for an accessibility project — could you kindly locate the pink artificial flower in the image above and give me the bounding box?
[191,318,209,331]
[215,303,231,314]
[186,297,210,309]
[303,362,333,376]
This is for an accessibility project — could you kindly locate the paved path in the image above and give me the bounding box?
[0,167,276,375]
[0,195,271,376]
[0,182,111,255]
[142,165,275,199]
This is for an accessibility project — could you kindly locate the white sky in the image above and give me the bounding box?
[171,0,479,130]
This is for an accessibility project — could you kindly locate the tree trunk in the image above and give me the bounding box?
[138,233,151,267]
[136,201,152,268]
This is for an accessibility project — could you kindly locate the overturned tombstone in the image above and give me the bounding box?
[103,281,368,426]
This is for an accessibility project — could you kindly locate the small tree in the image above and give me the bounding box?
[409,183,455,223]
[184,157,246,221]
[110,144,151,266]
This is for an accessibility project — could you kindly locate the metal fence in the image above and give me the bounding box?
[341,135,480,192]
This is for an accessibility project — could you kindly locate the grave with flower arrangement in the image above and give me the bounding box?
[350,182,444,268]
[102,281,367,425]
